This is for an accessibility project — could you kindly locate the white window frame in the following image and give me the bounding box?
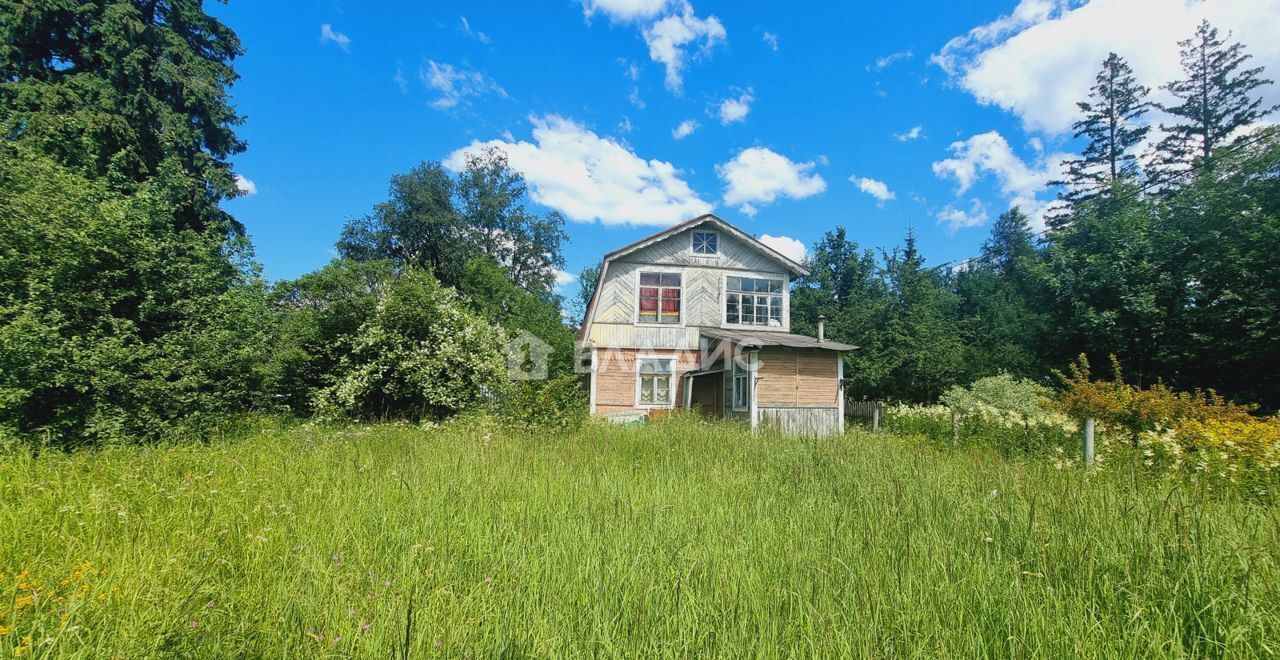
[691,230,719,256]
[722,272,789,330]
[731,353,753,412]
[635,355,676,408]
[634,267,684,327]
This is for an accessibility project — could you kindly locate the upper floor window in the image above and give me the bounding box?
[726,276,783,327]
[638,272,681,324]
[691,231,718,255]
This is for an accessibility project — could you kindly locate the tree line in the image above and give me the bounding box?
[0,4,1276,446]
[787,21,1279,409]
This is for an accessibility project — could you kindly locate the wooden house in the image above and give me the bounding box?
[578,214,856,436]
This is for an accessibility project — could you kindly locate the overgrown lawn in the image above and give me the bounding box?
[2,418,1278,657]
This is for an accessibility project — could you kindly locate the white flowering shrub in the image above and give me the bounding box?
[316,270,507,422]
[887,375,1079,456]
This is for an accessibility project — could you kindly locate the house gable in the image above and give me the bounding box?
[580,215,807,343]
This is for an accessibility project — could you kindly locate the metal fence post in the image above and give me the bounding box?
[1082,417,1095,468]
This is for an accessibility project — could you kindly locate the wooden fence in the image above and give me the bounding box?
[846,400,884,431]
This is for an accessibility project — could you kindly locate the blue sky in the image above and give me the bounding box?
[212,0,1280,290]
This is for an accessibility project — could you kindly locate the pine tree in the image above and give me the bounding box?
[1055,53,1151,206]
[1156,20,1277,174]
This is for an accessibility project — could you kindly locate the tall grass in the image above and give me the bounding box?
[2,417,1278,657]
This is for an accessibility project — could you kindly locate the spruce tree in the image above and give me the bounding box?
[1055,53,1151,206]
[0,0,246,234]
[1156,20,1277,174]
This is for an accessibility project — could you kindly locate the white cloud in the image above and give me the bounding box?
[869,50,913,71]
[618,116,634,133]
[393,68,409,93]
[932,0,1280,135]
[234,174,257,196]
[642,2,726,93]
[582,0,671,22]
[759,234,807,264]
[762,31,779,52]
[628,87,646,109]
[937,199,990,232]
[445,115,712,227]
[931,131,1070,229]
[459,16,491,44]
[554,269,576,289]
[672,119,698,140]
[421,61,508,110]
[717,88,754,124]
[320,24,351,52]
[851,176,895,204]
[894,125,923,142]
[717,147,827,215]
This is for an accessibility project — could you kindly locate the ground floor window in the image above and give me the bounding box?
[732,354,752,410]
[638,357,674,406]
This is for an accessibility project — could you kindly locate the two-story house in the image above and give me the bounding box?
[579,214,856,436]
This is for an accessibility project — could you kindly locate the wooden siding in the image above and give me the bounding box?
[588,323,701,350]
[593,349,701,416]
[622,226,783,271]
[593,264,790,337]
[755,348,839,407]
[759,407,842,437]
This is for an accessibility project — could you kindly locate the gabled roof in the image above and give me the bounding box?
[578,214,810,342]
[603,214,809,276]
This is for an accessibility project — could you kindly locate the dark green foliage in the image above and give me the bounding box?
[459,257,576,376]
[1156,20,1277,174]
[954,208,1051,381]
[338,148,567,295]
[878,230,966,401]
[0,0,246,234]
[1054,53,1151,210]
[265,259,396,414]
[790,228,887,398]
[568,263,600,328]
[792,228,964,402]
[1045,185,1190,386]
[498,374,589,433]
[1163,130,1280,405]
[0,147,275,444]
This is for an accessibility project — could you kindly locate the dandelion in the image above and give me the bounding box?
[0,625,9,635]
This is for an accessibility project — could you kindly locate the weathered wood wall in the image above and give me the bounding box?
[759,407,842,437]
[755,348,839,407]
[589,225,792,349]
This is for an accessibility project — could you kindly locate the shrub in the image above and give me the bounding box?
[1053,354,1254,446]
[498,374,588,433]
[316,270,506,422]
[0,147,279,446]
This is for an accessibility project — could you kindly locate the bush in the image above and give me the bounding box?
[498,374,588,433]
[0,147,278,446]
[316,269,506,422]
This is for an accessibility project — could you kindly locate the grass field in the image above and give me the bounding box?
[2,417,1278,658]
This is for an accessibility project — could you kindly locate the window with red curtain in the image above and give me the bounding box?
[638,272,681,324]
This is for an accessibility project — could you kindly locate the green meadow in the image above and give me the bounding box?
[2,418,1278,658]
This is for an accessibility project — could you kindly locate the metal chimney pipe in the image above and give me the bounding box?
[817,315,826,343]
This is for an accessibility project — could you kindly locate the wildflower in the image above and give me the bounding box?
[0,625,9,635]
[14,595,33,609]
[484,576,493,584]
[189,620,199,629]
